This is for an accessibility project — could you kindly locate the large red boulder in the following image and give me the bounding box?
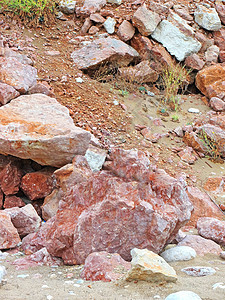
[0,211,21,249]
[197,217,225,246]
[81,251,131,281]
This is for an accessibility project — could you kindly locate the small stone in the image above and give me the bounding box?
[117,20,135,42]
[210,97,225,112]
[104,17,116,34]
[161,246,196,262]
[181,266,216,277]
[85,145,107,172]
[107,0,122,4]
[0,265,6,284]
[59,0,76,14]
[165,291,202,300]
[75,77,83,83]
[194,5,221,31]
[188,108,200,113]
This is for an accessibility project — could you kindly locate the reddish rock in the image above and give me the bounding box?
[81,251,131,281]
[0,211,21,249]
[201,123,225,157]
[0,82,20,105]
[150,43,175,70]
[203,177,224,192]
[210,97,225,111]
[195,32,214,53]
[0,161,23,195]
[0,57,37,93]
[214,28,225,51]
[118,60,158,84]
[28,83,54,97]
[183,132,208,154]
[21,168,54,201]
[178,235,222,256]
[216,3,225,25]
[80,17,92,35]
[186,186,224,227]
[141,127,161,143]
[88,26,99,35]
[77,0,106,17]
[219,51,225,63]
[205,45,219,64]
[178,147,197,164]
[173,4,193,21]
[41,189,61,221]
[117,20,135,42]
[184,54,205,71]
[4,196,25,209]
[5,204,41,237]
[197,217,225,246]
[90,13,105,23]
[131,34,153,60]
[195,64,225,98]
[206,79,225,100]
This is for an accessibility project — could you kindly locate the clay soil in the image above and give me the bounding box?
[1,7,225,300]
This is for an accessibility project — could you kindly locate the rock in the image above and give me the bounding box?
[103,17,116,34]
[77,0,106,16]
[0,265,6,284]
[0,57,37,93]
[0,189,3,209]
[0,94,91,167]
[205,45,219,64]
[0,82,20,105]
[219,51,225,63]
[140,127,161,143]
[214,28,225,51]
[88,26,99,35]
[90,13,105,23]
[21,168,54,201]
[216,3,225,25]
[107,0,122,4]
[118,60,159,84]
[161,246,196,262]
[178,235,222,256]
[81,251,131,281]
[173,5,193,21]
[195,64,225,98]
[125,248,177,282]
[117,20,135,42]
[210,97,225,112]
[197,217,225,246]
[0,160,23,195]
[203,176,224,192]
[132,4,161,36]
[183,132,208,154]
[5,204,42,237]
[186,186,224,227]
[181,266,216,277]
[165,291,202,300]
[59,0,76,14]
[28,83,54,97]
[41,189,61,221]
[151,19,201,61]
[85,145,107,172]
[3,48,33,66]
[71,37,139,71]
[178,147,197,164]
[149,43,175,70]
[194,5,221,31]
[131,34,153,60]
[80,17,92,35]
[220,251,225,259]
[0,211,21,249]
[3,196,25,209]
[184,54,205,71]
[188,108,200,114]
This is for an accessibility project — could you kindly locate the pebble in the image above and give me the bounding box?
[104,17,116,34]
[161,246,196,262]
[165,291,202,300]
[17,274,29,278]
[0,265,6,284]
[188,108,200,113]
[75,77,83,83]
[212,282,225,289]
[181,266,216,277]
[147,91,155,97]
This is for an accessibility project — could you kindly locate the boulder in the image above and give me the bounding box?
[117,20,135,42]
[160,246,196,262]
[178,147,197,164]
[132,4,161,36]
[0,211,21,249]
[90,13,105,23]
[5,204,42,237]
[181,266,216,277]
[151,19,201,61]
[0,57,37,93]
[173,4,193,21]
[197,217,225,246]
[21,168,54,201]
[194,5,221,31]
[125,248,177,282]
[0,94,91,167]
[81,251,131,281]
[214,28,225,51]
[28,83,54,97]
[178,235,222,256]
[71,37,139,70]
[2,48,33,65]
[0,82,20,105]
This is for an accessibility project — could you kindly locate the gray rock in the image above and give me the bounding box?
[59,0,76,14]
[151,20,201,61]
[104,17,116,34]
[161,246,196,262]
[165,291,202,300]
[205,45,219,63]
[194,5,221,31]
[85,145,107,172]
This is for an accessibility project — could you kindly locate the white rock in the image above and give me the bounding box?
[188,108,200,113]
[181,266,216,277]
[161,246,196,262]
[85,145,107,172]
[107,0,122,4]
[194,5,221,31]
[165,291,202,300]
[59,0,76,14]
[151,20,201,61]
[0,265,6,284]
[213,282,225,289]
[104,17,116,34]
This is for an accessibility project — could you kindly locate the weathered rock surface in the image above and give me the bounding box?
[178,235,222,256]
[71,37,139,70]
[161,246,196,262]
[0,94,91,167]
[0,57,37,93]
[184,54,205,71]
[197,217,225,246]
[125,248,177,282]
[0,82,20,105]
[0,160,23,195]
[4,196,25,209]
[0,211,21,249]
[194,5,221,31]
[81,251,131,281]
[85,145,107,172]
[5,204,42,237]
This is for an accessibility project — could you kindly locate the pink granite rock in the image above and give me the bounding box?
[210,97,225,112]
[81,251,131,281]
[5,204,41,237]
[178,147,197,164]
[178,235,221,256]
[77,0,106,17]
[4,196,26,209]
[117,20,135,42]
[28,83,54,97]
[0,94,91,167]
[21,168,54,201]
[0,82,20,105]
[0,57,37,93]
[197,217,225,246]
[184,54,205,71]
[0,161,23,195]
[215,3,225,25]
[0,211,21,249]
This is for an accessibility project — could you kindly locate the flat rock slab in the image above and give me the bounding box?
[71,37,139,70]
[0,94,91,167]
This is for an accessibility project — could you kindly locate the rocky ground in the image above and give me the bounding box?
[1,0,225,299]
